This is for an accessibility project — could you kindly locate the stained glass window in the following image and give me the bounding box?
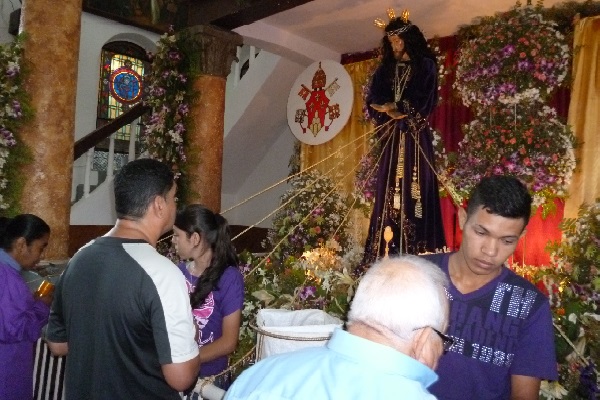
[97,42,148,141]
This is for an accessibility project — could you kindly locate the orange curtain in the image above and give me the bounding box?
[564,16,600,218]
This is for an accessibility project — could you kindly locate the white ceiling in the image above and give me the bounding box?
[259,0,575,56]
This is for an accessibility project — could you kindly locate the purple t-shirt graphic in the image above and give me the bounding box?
[422,252,558,400]
[178,264,244,377]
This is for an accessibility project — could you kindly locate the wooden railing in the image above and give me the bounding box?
[73,102,150,159]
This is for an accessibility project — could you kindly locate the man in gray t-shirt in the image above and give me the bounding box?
[46,159,200,399]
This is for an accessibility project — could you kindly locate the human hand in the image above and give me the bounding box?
[38,294,53,306]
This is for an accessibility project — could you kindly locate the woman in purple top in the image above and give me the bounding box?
[0,214,51,400]
[172,204,244,394]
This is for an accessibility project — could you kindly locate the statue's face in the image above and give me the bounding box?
[389,35,406,60]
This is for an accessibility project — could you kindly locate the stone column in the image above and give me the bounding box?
[185,25,242,213]
[19,0,82,261]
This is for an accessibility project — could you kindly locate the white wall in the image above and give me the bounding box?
[0,0,17,44]
[221,125,294,228]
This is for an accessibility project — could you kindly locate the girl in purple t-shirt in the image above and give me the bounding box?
[172,205,244,394]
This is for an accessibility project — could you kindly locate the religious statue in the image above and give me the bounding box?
[363,9,446,262]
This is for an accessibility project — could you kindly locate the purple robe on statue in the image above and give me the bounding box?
[363,57,446,262]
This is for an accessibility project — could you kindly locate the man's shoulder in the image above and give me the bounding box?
[420,252,450,267]
[502,266,548,298]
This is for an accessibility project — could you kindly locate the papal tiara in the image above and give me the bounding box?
[373,8,411,36]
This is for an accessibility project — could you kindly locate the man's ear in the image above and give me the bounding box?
[152,195,166,218]
[412,328,438,370]
[458,207,468,230]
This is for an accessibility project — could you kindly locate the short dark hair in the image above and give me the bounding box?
[113,158,175,219]
[0,214,50,251]
[467,175,532,225]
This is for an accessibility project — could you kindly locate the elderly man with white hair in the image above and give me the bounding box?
[225,255,451,400]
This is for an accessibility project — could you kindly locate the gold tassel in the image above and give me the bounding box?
[411,168,419,199]
[393,184,401,210]
[415,198,423,218]
[397,132,405,178]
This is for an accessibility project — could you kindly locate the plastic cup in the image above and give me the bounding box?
[35,280,55,297]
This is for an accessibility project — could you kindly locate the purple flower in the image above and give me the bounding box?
[178,104,189,116]
[0,127,16,147]
[299,285,316,301]
[501,45,515,58]
[11,100,22,117]
[168,51,182,62]
[174,122,185,134]
[238,263,252,274]
[6,63,19,77]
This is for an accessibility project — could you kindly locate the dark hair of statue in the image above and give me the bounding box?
[0,214,51,251]
[174,204,239,308]
[381,18,437,67]
[467,175,533,226]
[113,158,175,219]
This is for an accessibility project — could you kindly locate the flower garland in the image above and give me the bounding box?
[0,36,32,214]
[449,105,575,210]
[142,28,196,202]
[454,4,569,110]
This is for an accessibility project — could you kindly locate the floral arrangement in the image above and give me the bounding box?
[232,239,363,371]
[0,36,32,214]
[446,105,576,210]
[512,199,599,399]
[440,3,578,212]
[353,137,379,216]
[454,4,570,109]
[141,28,197,202]
[265,170,351,261]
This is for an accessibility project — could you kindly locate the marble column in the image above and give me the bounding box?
[19,0,82,261]
[185,25,242,213]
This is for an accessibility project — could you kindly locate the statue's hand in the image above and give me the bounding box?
[386,110,407,120]
[370,102,396,112]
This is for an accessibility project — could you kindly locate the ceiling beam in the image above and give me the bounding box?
[182,0,314,30]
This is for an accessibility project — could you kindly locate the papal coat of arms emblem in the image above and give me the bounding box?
[295,62,341,136]
[287,60,353,145]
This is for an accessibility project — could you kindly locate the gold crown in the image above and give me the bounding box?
[373,8,410,31]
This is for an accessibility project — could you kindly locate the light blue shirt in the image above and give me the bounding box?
[225,327,439,400]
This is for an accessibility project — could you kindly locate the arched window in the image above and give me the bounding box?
[97,41,149,140]
[94,41,150,171]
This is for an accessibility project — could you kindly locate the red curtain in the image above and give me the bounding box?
[428,36,568,266]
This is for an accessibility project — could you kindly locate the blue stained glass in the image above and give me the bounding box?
[110,68,142,103]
